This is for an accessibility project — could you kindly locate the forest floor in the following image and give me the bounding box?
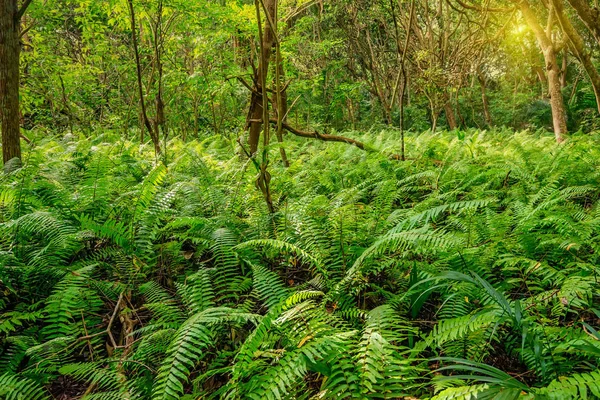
[2,129,600,399]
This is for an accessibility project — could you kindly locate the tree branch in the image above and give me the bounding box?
[270,119,367,150]
[454,0,513,13]
[16,0,34,21]
[236,76,257,93]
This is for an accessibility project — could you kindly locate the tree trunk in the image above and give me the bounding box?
[569,71,581,105]
[390,0,415,161]
[430,103,439,133]
[247,0,276,155]
[274,60,290,167]
[545,47,568,142]
[518,0,567,142]
[347,98,356,130]
[444,102,457,130]
[272,0,289,169]
[534,66,547,97]
[127,0,161,155]
[365,29,392,125]
[0,0,22,167]
[153,0,168,143]
[560,49,567,89]
[477,70,493,126]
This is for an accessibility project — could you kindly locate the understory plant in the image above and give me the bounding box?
[1,129,600,399]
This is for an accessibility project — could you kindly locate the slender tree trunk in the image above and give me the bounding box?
[247,0,276,155]
[569,71,581,105]
[0,0,22,167]
[247,94,264,155]
[347,98,356,130]
[481,87,492,126]
[153,0,167,142]
[431,115,438,134]
[365,29,392,125]
[250,0,276,214]
[398,72,407,159]
[127,0,161,155]
[477,69,492,126]
[455,91,467,128]
[210,96,219,135]
[274,60,290,167]
[560,49,567,89]
[545,47,568,141]
[271,0,289,168]
[430,100,439,134]
[59,75,74,135]
[390,0,415,161]
[277,62,288,122]
[534,66,547,97]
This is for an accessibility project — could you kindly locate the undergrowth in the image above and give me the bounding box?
[1,129,600,399]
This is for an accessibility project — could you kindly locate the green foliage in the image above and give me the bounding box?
[16,0,600,137]
[0,373,50,400]
[2,130,600,399]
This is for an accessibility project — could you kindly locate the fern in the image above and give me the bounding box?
[3,131,600,399]
[535,370,600,399]
[0,373,50,400]
[151,315,214,400]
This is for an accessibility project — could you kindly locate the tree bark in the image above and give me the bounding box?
[1,0,22,166]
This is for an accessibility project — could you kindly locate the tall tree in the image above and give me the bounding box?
[0,0,32,168]
[516,0,568,142]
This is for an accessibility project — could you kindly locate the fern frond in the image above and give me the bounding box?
[535,370,600,399]
[0,373,50,400]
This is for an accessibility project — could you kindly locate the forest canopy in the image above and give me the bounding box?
[1,0,600,399]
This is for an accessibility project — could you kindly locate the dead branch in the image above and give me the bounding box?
[269,119,367,150]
